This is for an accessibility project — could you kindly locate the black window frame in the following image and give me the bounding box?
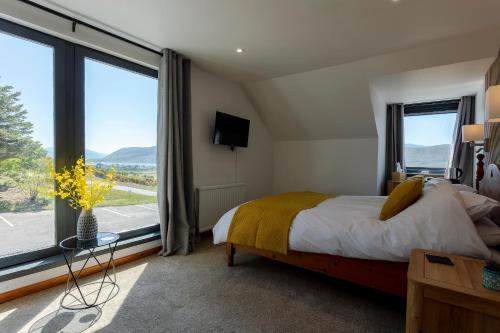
[0,18,159,269]
[403,99,459,176]
[75,46,160,240]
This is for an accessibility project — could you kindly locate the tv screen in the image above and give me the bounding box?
[213,111,250,148]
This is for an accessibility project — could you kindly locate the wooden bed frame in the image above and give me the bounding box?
[225,163,500,298]
[226,243,409,296]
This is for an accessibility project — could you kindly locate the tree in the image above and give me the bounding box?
[1,143,50,202]
[0,84,34,160]
[0,83,50,205]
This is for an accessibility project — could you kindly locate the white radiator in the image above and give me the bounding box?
[197,183,246,232]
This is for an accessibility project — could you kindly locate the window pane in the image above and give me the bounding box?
[84,58,159,233]
[404,113,456,171]
[0,32,55,257]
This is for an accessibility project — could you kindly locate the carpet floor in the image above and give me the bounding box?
[0,238,405,332]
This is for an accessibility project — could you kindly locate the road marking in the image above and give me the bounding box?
[136,204,158,212]
[0,215,13,227]
[101,208,131,218]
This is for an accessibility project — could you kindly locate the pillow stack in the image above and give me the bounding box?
[460,191,499,221]
[458,191,500,247]
[379,175,500,248]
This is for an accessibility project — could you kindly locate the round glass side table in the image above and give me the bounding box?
[59,232,120,310]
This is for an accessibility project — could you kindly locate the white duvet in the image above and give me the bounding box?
[213,183,492,262]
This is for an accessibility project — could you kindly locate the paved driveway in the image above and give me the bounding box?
[111,185,156,196]
[0,204,159,258]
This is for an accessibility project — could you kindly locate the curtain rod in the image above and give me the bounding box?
[18,0,163,56]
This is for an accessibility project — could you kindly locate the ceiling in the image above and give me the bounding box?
[372,58,493,106]
[41,0,500,83]
[245,26,500,140]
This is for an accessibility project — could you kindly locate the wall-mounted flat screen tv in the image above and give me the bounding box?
[213,111,250,148]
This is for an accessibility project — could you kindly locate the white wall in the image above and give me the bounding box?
[191,67,273,200]
[273,139,379,195]
[249,29,500,195]
[369,58,493,193]
[368,87,388,195]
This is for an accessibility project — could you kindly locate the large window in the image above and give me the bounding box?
[0,18,158,268]
[404,100,458,175]
[82,52,159,235]
[0,30,56,259]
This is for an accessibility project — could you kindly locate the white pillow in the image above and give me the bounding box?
[424,179,476,193]
[423,181,465,207]
[475,216,500,246]
[386,183,490,260]
[459,191,499,221]
[424,177,450,189]
[452,184,476,193]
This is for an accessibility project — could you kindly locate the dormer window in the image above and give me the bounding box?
[403,100,459,176]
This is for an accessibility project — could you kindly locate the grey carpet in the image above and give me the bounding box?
[0,238,405,332]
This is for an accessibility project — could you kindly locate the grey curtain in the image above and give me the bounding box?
[448,96,475,186]
[385,103,405,194]
[157,49,197,256]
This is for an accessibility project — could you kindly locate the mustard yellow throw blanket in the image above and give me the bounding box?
[228,192,332,255]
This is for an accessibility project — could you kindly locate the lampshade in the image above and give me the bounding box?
[462,124,484,142]
[486,85,500,122]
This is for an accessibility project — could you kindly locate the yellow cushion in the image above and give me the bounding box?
[408,175,425,181]
[380,177,423,221]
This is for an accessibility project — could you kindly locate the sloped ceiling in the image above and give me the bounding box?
[245,28,500,140]
[371,59,494,106]
[34,0,500,83]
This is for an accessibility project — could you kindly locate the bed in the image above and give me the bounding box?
[212,164,500,297]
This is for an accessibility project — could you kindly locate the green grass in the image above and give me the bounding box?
[97,189,157,207]
[46,188,157,209]
[0,181,156,212]
[115,181,157,192]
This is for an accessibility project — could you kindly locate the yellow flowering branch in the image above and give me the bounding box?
[48,157,115,210]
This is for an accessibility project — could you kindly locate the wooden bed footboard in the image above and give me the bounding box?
[227,242,409,297]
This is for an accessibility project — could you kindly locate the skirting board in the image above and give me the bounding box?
[0,246,161,304]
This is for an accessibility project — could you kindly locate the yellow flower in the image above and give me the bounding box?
[48,157,115,210]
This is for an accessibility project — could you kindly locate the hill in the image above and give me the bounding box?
[405,143,425,148]
[98,146,156,164]
[44,147,106,160]
[405,144,450,168]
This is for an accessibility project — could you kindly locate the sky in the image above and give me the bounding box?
[0,31,157,155]
[404,113,456,146]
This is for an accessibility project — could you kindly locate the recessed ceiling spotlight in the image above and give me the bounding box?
[392,0,400,2]
[236,48,244,54]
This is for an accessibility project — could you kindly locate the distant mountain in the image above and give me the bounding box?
[44,147,106,160]
[98,146,156,164]
[405,144,450,168]
[405,143,425,148]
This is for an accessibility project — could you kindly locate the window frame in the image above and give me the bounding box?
[75,46,160,240]
[0,18,159,269]
[403,100,459,176]
[0,18,75,268]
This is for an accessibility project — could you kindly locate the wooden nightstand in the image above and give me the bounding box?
[406,249,500,333]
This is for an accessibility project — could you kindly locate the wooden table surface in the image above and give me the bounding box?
[406,249,500,333]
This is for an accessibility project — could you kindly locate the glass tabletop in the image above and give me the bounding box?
[59,232,120,250]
